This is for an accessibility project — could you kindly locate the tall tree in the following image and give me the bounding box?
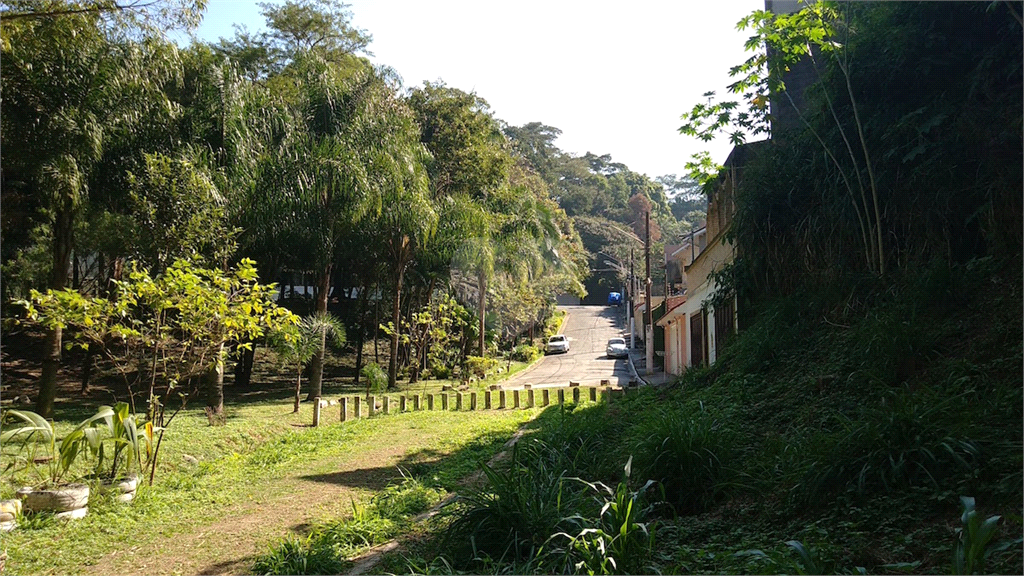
[1,4,190,416]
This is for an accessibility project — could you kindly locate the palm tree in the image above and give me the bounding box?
[1,13,181,416]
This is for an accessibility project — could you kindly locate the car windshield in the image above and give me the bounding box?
[608,338,625,346]
[549,335,566,342]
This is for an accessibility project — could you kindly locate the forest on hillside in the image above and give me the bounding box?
[0,0,701,417]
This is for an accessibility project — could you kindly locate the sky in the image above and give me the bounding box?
[189,0,764,181]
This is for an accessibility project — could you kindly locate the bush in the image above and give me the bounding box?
[441,441,584,566]
[510,344,541,363]
[361,362,387,395]
[428,363,451,380]
[464,356,498,379]
[790,387,980,504]
[631,408,736,514]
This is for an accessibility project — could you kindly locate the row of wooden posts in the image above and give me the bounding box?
[310,383,624,427]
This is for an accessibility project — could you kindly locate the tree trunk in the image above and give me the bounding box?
[354,281,371,385]
[306,265,331,401]
[478,269,487,357]
[81,347,96,395]
[36,209,73,418]
[388,266,405,390]
[204,343,225,417]
[293,367,302,413]
[234,343,255,387]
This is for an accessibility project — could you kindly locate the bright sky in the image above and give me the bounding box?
[189,0,764,181]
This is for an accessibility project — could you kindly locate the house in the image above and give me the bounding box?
[658,0,812,376]
[659,142,765,373]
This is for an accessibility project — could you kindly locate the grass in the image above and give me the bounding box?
[0,398,541,576]
[375,257,1024,575]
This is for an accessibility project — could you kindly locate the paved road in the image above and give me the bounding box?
[501,305,632,389]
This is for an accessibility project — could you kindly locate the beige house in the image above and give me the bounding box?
[659,143,763,374]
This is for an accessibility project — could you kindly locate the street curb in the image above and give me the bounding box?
[627,351,647,386]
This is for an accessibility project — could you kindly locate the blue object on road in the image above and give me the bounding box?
[607,291,622,305]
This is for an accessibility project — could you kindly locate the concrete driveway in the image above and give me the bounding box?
[500,305,632,390]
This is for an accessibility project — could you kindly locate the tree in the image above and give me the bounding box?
[680,2,888,274]
[1,4,189,417]
[213,0,370,80]
[21,258,297,483]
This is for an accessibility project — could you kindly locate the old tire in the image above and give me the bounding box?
[19,484,89,516]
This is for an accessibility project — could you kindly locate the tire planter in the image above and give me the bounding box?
[17,483,89,520]
[98,473,139,503]
[0,499,19,532]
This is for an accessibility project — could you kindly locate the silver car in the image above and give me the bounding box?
[606,337,628,358]
[546,334,570,354]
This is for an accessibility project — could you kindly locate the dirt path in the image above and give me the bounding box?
[83,432,431,576]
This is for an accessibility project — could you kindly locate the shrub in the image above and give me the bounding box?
[791,388,980,504]
[631,408,736,514]
[361,362,387,395]
[441,441,583,565]
[464,356,498,379]
[510,344,541,363]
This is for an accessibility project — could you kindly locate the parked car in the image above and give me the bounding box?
[606,337,628,358]
[607,291,622,306]
[546,334,570,354]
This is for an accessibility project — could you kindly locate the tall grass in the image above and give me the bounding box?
[630,406,737,514]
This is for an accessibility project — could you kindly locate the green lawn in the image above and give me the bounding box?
[0,397,543,575]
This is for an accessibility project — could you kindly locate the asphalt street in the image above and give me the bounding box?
[500,305,632,389]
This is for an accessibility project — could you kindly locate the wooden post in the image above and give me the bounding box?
[340,397,348,422]
[542,389,550,407]
[485,390,492,409]
[400,396,407,412]
[354,396,361,418]
[470,392,477,411]
[572,387,580,403]
[441,394,449,411]
[312,397,321,427]
[368,397,376,417]
[589,387,597,402]
[513,390,520,409]
[528,389,535,408]
[499,390,506,409]
[413,395,420,411]
[603,387,612,403]
[383,396,391,415]
[456,392,463,411]
[558,388,565,404]
[428,394,434,411]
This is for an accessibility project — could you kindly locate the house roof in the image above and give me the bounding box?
[655,295,688,327]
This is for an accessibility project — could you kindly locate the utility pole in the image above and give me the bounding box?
[629,249,636,349]
[645,210,653,375]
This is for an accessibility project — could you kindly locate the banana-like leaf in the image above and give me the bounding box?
[1,409,54,444]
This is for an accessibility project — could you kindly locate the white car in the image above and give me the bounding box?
[546,334,570,354]
[606,337,628,358]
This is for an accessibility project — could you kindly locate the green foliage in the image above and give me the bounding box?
[442,441,581,565]
[791,389,981,505]
[127,152,235,271]
[953,496,1022,575]
[253,476,441,575]
[360,362,387,396]
[464,356,498,379]
[91,402,153,479]
[509,344,541,363]
[632,409,736,514]
[1,406,114,487]
[554,460,659,575]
